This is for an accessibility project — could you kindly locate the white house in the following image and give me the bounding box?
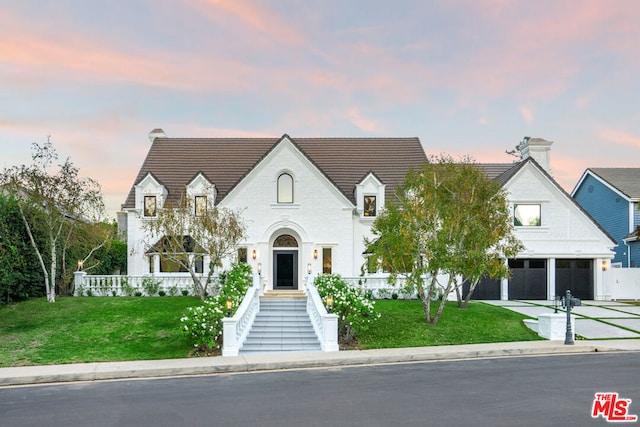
[470,138,615,300]
[121,132,615,300]
[122,131,427,290]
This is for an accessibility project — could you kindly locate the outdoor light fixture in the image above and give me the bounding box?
[77,260,84,271]
[313,249,318,259]
[326,295,333,313]
[226,298,233,317]
[307,263,312,274]
[602,260,607,271]
[257,263,262,276]
[252,249,257,260]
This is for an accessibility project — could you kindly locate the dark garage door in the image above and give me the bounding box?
[555,259,593,300]
[508,259,547,300]
[462,276,501,300]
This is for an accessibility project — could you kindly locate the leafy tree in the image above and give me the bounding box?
[0,193,44,303]
[143,194,246,300]
[367,155,523,325]
[0,139,105,302]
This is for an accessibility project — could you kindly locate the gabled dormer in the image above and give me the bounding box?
[186,172,216,215]
[135,173,168,218]
[355,172,386,219]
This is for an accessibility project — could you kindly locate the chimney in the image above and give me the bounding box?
[149,128,166,143]
[516,136,553,173]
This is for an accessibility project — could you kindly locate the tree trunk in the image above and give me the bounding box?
[462,279,480,309]
[17,204,51,300]
[49,236,57,302]
[431,276,456,325]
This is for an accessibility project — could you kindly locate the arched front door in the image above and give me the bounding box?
[273,234,299,290]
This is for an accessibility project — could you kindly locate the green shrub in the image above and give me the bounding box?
[141,276,161,296]
[314,274,380,344]
[158,290,166,297]
[180,263,252,352]
[168,286,179,297]
[120,277,135,296]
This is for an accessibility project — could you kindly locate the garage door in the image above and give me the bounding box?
[508,259,547,300]
[555,259,593,300]
[462,276,501,300]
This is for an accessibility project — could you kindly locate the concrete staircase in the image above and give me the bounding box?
[239,290,322,355]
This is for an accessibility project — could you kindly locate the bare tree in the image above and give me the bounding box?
[143,194,246,300]
[1,138,105,302]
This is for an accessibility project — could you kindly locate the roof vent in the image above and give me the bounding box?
[149,128,166,143]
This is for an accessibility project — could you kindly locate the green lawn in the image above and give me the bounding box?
[0,297,541,367]
[357,300,542,349]
[0,297,198,367]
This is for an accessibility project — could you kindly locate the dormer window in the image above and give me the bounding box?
[195,196,207,216]
[144,196,157,217]
[364,195,377,217]
[277,173,294,204]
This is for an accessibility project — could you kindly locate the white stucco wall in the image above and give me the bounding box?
[219,139,367,288]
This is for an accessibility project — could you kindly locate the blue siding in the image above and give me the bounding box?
[574,175,630,266]
[630,241,640,268]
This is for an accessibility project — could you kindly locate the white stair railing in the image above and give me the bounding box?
[305,275,339,352]
[221,273,262,356]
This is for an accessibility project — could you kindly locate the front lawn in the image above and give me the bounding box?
[0,297,541,367]
[357,300,541,349]
[0,297,198,367]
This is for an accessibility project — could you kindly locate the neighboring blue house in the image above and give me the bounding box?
[572,168,640,267]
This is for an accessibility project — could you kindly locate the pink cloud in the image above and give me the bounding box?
[346,107,383,134]
[0,28,255,92]
[600,129,640,148]
[519,106,535,125]
[187,0,305,45]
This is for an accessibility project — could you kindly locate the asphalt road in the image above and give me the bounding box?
[1,353,638,427]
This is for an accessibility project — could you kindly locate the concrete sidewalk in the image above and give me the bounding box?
[2,339,639,387]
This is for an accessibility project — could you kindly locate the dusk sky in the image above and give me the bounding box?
[1,1,639,218]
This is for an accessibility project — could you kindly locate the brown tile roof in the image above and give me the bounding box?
[123,134,427,209]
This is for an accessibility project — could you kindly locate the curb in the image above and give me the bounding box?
[0,342,614,387]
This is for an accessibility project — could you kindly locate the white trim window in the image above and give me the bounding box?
[277,173,294,204]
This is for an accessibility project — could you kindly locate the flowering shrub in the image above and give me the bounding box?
[180,263,252,352]
[314,274,380,344]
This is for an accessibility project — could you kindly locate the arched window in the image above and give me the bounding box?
[274,234,298,247]
[277,173,293,203]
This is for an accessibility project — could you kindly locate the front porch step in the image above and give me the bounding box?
[239,297,321,355]
[261,290,306,300]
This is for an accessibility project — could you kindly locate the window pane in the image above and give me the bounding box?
[238,247,247,263]
[274,234,298,247]
[364,196,377,217]
[277,173,293,203]
[514,204,541,226]
[322,248,332,274]
[195,196,207,216]
[144,196,157,217]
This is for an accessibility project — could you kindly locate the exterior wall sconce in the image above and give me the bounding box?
[226,298,234,317]
[77,260,84,271]
[252,249,257,260]
[602,260,608,271]
[325,295,333,313]
[257,263,262,276]
[313,249,318,259]
[307,263,312,274]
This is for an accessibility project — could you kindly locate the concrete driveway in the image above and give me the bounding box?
[483,300,640,339]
